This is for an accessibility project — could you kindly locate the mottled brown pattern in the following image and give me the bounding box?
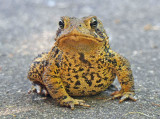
[27,16,136,109]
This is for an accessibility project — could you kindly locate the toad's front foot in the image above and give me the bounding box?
[111,90,137,103]
[59,97,90,110]
[28,84,49,96]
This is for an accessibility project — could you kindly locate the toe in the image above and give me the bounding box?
[42,89,49,96]
[70,103,75,110]
[28,85,36,94]
[119,92,137,103]
[34,85,42,94]
[81,103,90,107]
[60,98,90,109]
[119,95,129,103]
[129,95,137,102]
[112,93,122,99]
[111,91,120,96]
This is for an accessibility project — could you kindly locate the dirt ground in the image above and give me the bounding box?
[0,0,160,118]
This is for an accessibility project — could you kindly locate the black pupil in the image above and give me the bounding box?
[59,20,64,28]
[90,18,97,28]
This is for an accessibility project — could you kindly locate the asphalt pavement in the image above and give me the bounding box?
[0,0,160,119]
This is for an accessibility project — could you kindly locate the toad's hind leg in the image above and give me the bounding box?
[27,52,49,96]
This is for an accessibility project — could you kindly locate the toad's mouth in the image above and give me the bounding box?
[56,34,104,42]
[56,35,104,52]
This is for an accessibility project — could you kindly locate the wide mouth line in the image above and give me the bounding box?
[57,34,103,42]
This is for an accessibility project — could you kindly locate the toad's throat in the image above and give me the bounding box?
[56,35,104,52]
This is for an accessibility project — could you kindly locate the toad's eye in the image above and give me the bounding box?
[90,18,98,29]
[59,19,64,29]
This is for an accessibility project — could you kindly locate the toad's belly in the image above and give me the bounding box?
[61,67,116,96]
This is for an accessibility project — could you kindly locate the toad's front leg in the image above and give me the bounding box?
[108,50,137,103]
[43,62,90,109]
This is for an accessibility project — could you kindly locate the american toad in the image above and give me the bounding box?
[28,16,136,109]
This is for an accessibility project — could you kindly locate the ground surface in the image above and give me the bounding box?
[0,0,160,119]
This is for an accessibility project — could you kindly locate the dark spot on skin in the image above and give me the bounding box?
[62,96,68,99]
[104,77,108,80]
[72,68,78,73]
[56,53,62,61]
[64,63,68,67]
[112,59,117,66]
[56,69,60,73]
[47,84,54,89]
[79,52,91,66]
[56,95,65,101]
[95,28,105,39]
[96,59,101,63]
[82,75,87,80]
[79,67,84,71]
[65,88,70,93]
[53,90,58,94]
[64,56,68,62]
[39,65,43,69]
[108,53,112,57]
[73,87,79,89]
[75,80,81,85]
[34,61,40,64]
[65,84,70,89]
[74,75,79,79]
[68,68,71,72]
[67,78,71,80]
[55,62,60,68]
[129,74,133,79]
[121,81,128,85]
[96,73,101,78]
[75,64,79,67]
[44,61,49,66]
[107,68,111,72]
[91,90,96,92]
[49,62,52,66]
[28,72,32,76]
[107,59,112,63]
[96,79,101,83]
[98,64,103,69]
[90,72,95,80]
[85,80,92,86]
[67,78,74,83]
[54,85,63,90]
[69,63,72,67]
[54,48,59,57]
[95,84,104,87]
[111,73,116,78]
[51,47,56,52]
[90,55,95,58]
[50,81,59,85]
[80,90,85,94]
[82,73,88,77]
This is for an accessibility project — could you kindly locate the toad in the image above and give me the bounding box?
[28,16,136,109]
